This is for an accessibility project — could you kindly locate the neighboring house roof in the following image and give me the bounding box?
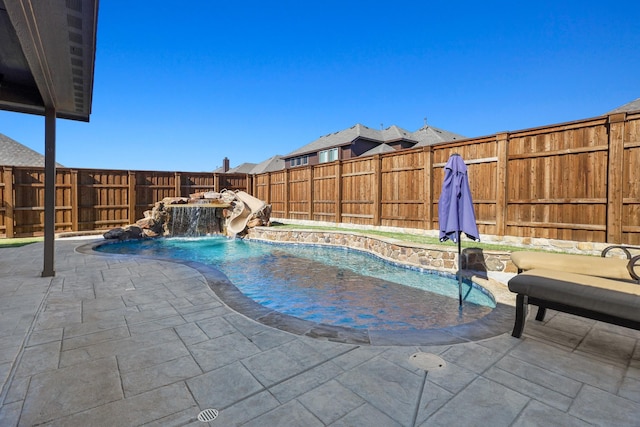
[230,162,258,173]
[284,123,466,159]
[284,124,388,158]
[0,133,64,167]
[249,155,285,174]
[360,143,396,157]
[213,162,258,174]
[380,125,413,142]
[218,123,465,173]
[606,98,640,114]
[411,125,466,147]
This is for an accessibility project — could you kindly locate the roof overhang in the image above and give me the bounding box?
[0,0,98,122]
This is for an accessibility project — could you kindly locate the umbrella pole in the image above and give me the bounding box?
[458,232,462,307]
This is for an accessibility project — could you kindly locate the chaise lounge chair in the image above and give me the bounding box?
[510,245,640,281]
[507,245,640,338]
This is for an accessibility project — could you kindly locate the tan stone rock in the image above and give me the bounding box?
[443,260,456,269]
[576,242,594,252]
[431,259,444,267]
[246,218,262,228]
[142,228,159,238]
[483,257,505,271]
[136,217,156,229]
[550,240,575,249]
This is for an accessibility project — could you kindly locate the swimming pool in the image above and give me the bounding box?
[96,236,496,330]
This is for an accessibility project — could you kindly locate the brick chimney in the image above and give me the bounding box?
[223,157,230,172]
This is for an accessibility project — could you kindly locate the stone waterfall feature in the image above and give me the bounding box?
[103,190,271,240]
[165,203,227,236]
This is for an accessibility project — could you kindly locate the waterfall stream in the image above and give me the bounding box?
[166,205,224,236]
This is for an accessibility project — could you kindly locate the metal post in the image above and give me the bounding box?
[458,232,462,307]
[42,107,56,277]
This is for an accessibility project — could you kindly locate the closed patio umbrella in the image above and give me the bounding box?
[438,154,480,306]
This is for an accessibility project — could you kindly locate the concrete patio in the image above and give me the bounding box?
[0,237,639,426]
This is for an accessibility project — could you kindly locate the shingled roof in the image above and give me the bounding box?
[284,124,382,157]
[284,123,465,158]
[606,98,640,114]
[411,125,466,147]
[0,133,64,167]
[249,155,285,174]
[360,143,396,156]
[213,162,258,174]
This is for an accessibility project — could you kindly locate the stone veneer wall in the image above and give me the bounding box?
[246,227,517,274]
[268,219,616,256]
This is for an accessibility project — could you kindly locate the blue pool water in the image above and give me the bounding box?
[97,236,496,330]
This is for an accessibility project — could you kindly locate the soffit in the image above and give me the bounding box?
[0,0,98,121]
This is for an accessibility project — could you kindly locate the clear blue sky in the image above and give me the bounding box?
[1,1,639,172]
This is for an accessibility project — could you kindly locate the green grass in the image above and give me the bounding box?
[0,225,532,253]
[269,222,528,252]
[0,237,43,248]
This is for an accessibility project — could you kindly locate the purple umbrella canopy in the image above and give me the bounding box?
[438,154,480,243]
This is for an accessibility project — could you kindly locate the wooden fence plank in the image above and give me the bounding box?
[607,113,626,242]
[71,170,78,231]
[3,167,14,237]
[496,133,508,237]
[373,155,381,225]
[423,148,432,229]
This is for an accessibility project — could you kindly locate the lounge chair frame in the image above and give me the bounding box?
[601,246,640,282]
[512,294,640,338]
[509,245,640,338]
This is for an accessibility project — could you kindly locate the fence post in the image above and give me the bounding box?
[308,165,314,220]
[128,171,137,224]
[423,147,432,230]
[214,173,220,193]
[245,174,252,193]
[265,173,271,204]
[496,132,509,238]
[373,155,382,226]
[174,172,181,197]
[335,161,342,224]
[71,169,78,232]
[607,113,626,243]
[3,167,14,238]
[284,168,290,219]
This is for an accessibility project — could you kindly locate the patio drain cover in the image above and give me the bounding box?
[197,408,219,422]
[409,352,446,371]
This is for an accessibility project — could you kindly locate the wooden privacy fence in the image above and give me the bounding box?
[252,111,640,245]
[0,169,249,237]
[1,111,638,244]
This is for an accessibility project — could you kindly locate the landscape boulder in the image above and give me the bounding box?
[102,189,271,240]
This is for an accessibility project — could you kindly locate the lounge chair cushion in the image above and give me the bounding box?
[508,269,640,323]
[511,251,634,281]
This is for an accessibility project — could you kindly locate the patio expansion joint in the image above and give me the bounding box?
[218,344,361,413]
[0,275,56,407]
[420,338,528,424]
[410,370,429,427]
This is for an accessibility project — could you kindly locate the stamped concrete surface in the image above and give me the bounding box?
[0,238,639,426]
